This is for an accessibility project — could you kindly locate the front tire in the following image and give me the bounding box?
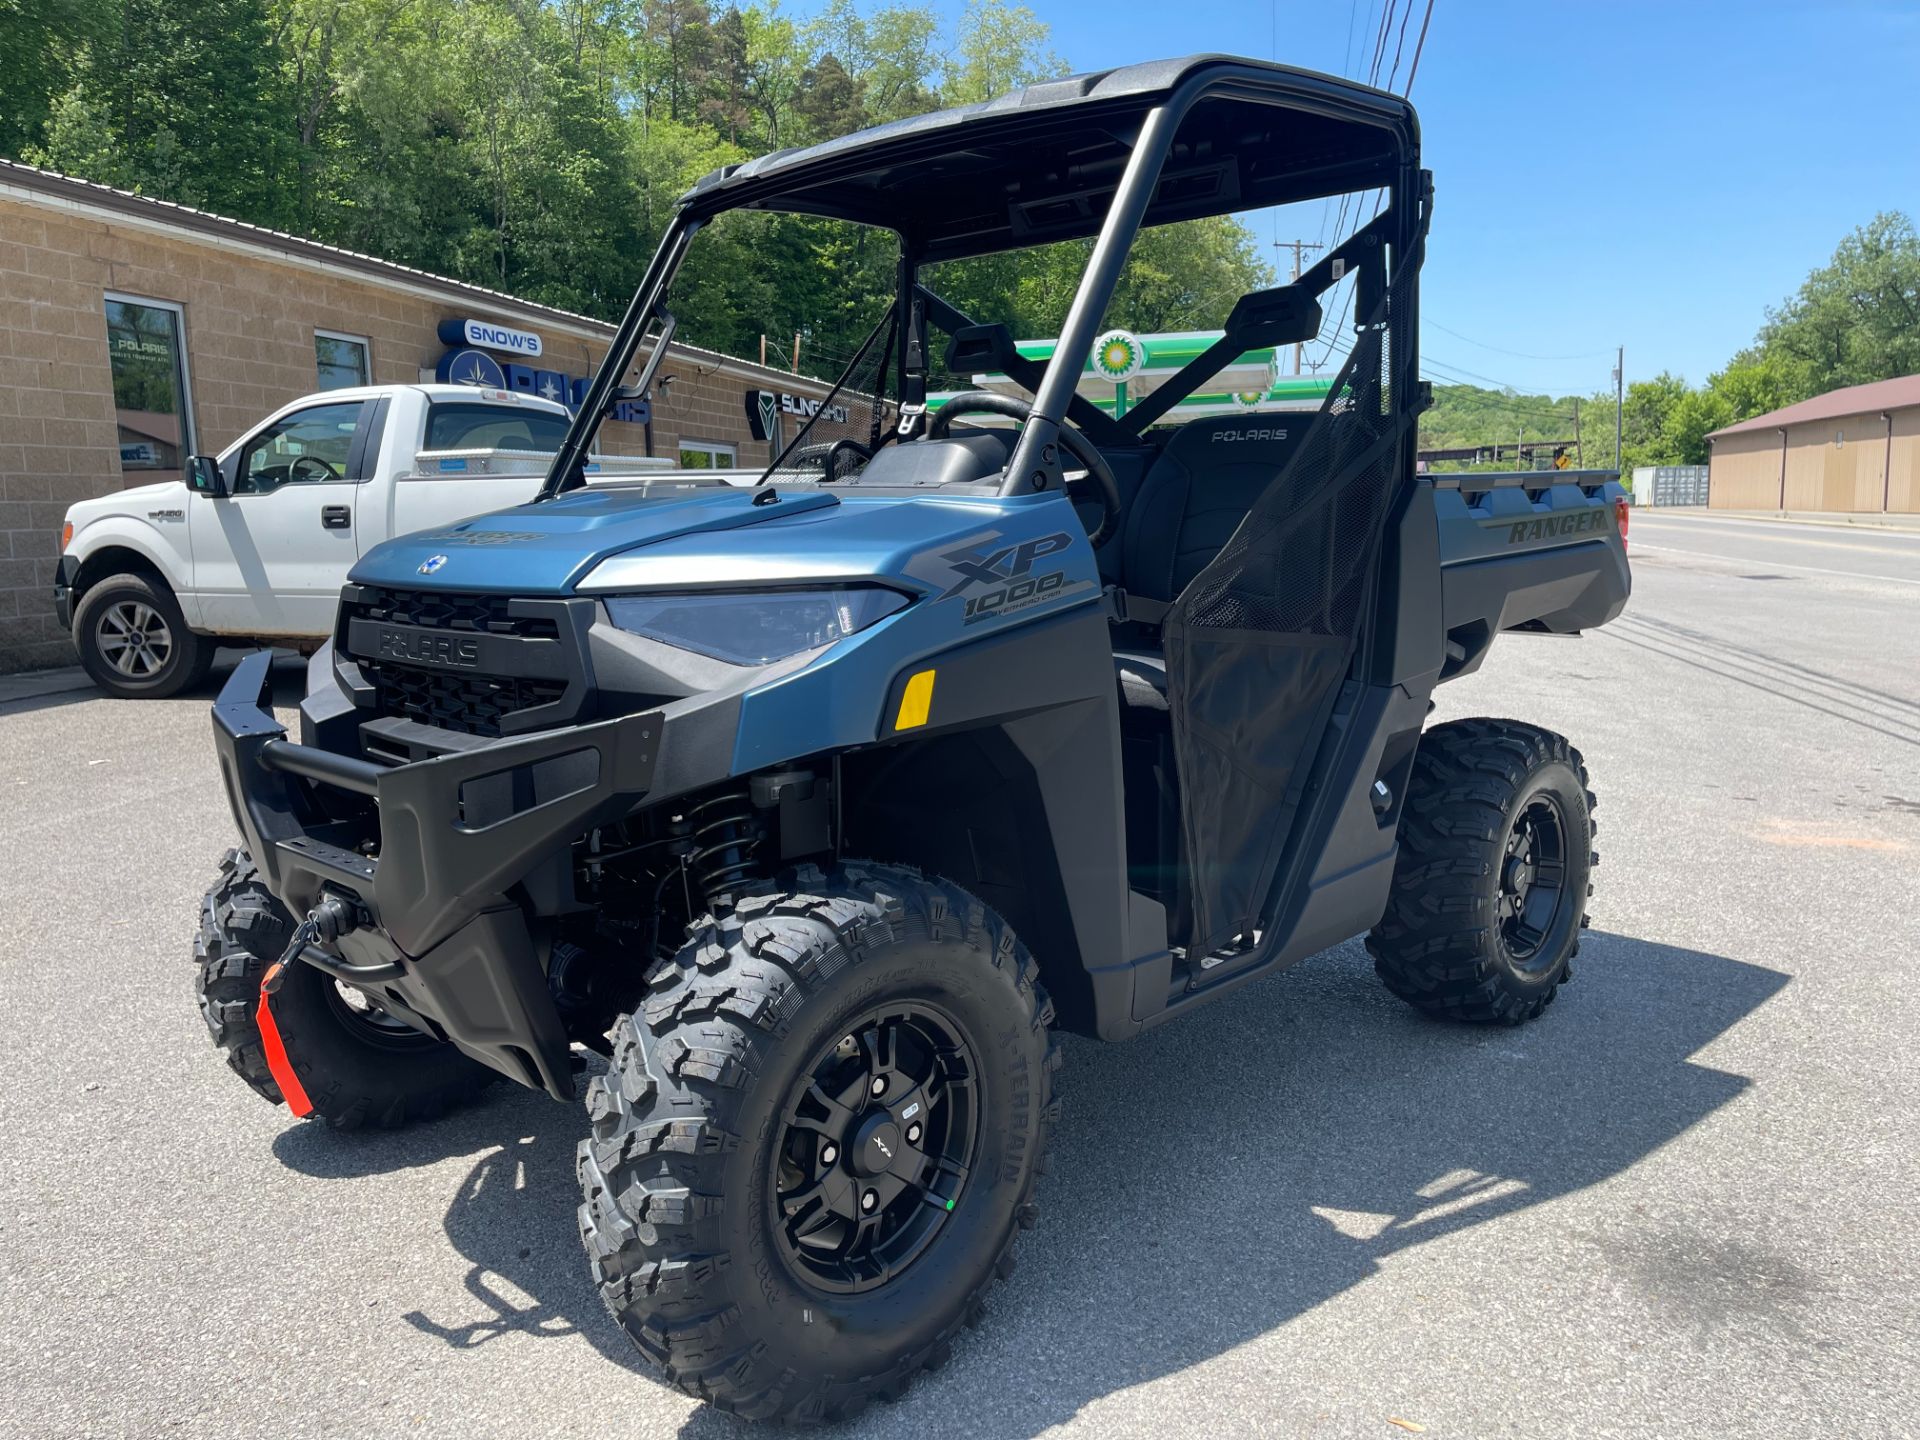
[194,848,497,1128]
[1367,718,1596,1024]
[576,862,1058,1422]
[73,571,213,698]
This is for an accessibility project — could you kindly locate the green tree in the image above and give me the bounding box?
[0,0,110,157]
[1665,387,1733,466]
[1706,353,1803,423]
[1754,212,1920,391]
[941,0,1059,104]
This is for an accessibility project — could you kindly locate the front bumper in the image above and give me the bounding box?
[212,650,671,1100]
[54,555,78,629]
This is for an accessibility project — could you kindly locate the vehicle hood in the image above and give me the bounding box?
[350,485,848,594]
[66,480,187,530]
[350,483,1070,599]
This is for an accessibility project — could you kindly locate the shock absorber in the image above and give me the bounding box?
[685,786,765,903]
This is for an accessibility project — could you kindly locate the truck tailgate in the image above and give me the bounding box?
[1429,469,1631,680]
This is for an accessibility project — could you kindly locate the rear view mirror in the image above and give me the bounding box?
[186,455,227,498]
[1223,283,1324,349]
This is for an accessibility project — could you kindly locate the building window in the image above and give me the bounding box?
[679,440,737,470]
[104,294,193,473]
[316,330,371,390]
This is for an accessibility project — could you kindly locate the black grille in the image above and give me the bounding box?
[364,664,566,738]
[346,587,559,640]
[342,587,569,738]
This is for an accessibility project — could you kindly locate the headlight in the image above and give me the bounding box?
[604,585,910,665]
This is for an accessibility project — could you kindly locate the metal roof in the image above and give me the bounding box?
[1708,373,1920,439]
[678,54,1416,259]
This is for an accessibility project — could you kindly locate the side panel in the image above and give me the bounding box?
[1432,477,1631,679]
[842,605,1143,1038]
[726,490,1104,773]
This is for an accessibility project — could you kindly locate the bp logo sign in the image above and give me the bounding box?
[1091,329,1143,384]
[1232,390,1266,411]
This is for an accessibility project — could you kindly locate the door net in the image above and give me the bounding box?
[1161,256,1417,957]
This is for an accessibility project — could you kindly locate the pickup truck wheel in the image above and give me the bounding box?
[73,572,213,698]
[194,847,497,1128]
[576,862,1059,1422]
[1367,718,1596,1025]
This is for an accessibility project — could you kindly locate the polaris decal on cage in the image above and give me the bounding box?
[916,530,1093,625]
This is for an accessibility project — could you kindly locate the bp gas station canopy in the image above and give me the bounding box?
[928,327,1333,425]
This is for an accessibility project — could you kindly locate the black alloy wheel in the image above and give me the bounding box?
[321,975,442,1051]
[576,862,1058,1422]
[1497,794,1570,969]
[771,1002,980,1294]
[1367,718,1596,1025]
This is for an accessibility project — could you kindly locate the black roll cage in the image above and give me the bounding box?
[539,59,1423,504]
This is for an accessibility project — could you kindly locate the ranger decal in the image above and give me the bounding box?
[1487,508,1615,545]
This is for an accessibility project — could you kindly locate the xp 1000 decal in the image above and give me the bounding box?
[907,530,1095,626]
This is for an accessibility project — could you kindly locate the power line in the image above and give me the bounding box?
[1384,0,1418,92]
[1426,320,1613,362]
[1308,0,1423,371]
[1403,0,1435,96]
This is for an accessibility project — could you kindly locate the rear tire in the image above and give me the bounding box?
[194,847,497,1128]
[576,862,1058,1422]
[73,571,213,699]
[1367,718,1596,1024]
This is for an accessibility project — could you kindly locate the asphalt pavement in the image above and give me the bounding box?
[1,512,1915,1439]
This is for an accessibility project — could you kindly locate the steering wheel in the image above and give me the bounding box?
[789,436,872,482]
[289,454,342,483]
[928,392,1121,547]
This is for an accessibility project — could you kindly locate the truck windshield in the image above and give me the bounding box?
[426,403,570,452]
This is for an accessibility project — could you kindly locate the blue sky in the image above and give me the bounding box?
[981,0,1920,398]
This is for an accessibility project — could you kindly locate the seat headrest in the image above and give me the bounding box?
[1156,413,1314,469]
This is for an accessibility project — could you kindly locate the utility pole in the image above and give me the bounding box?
[1613,345,1625,474]
[1573,398,1583,467]
[1274,239,1324,374]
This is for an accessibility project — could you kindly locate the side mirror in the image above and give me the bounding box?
[186,454,227,498]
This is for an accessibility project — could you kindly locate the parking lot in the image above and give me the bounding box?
[1,510,1915,1439]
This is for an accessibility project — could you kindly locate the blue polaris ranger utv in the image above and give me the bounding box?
[197,56,1629,1421]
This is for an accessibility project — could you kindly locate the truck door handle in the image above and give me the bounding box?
[321,505,352,530]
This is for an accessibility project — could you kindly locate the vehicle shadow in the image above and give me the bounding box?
[283,930,1788,1435]
[0,648,302,718]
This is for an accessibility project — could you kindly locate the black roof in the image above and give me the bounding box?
[679,55,1417,261]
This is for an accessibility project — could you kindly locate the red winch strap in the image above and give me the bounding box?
[256,963,315,1119]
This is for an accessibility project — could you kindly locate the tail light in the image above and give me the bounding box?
[1614,497,1629,554]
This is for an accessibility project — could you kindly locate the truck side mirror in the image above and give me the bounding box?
[187,455,227,498]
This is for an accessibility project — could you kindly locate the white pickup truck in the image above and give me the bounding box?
[56,384,685,697]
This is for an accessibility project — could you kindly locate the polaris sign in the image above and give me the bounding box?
[436,317,543,358]
[434,322,649,426]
